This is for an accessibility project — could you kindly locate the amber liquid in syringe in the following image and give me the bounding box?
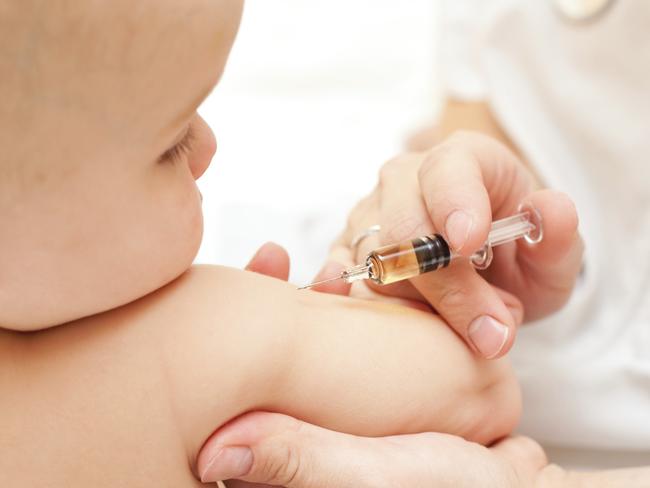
[366,235,452,285]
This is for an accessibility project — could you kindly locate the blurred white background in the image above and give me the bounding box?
[196,1,442,284]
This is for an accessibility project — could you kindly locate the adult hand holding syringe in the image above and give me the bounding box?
[301,206,544,289]
[307,132,584,359]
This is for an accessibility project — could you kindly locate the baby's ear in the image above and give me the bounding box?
[245,242,290,282]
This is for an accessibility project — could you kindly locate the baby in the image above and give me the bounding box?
[0,1,559,486]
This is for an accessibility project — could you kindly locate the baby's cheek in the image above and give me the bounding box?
[183,189,204,260]
[138,167,205,295]
[166,182,204,270]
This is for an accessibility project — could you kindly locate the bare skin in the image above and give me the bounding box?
[0,265,520,487]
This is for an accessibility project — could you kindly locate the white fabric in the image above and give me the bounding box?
[441,0,650,464]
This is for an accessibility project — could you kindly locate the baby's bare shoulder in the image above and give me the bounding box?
[0,265,305,486]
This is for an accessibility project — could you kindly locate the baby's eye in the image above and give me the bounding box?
[159,126,195,164]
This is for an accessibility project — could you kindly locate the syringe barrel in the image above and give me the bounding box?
[487,211,537,247]
[367,234,451,285]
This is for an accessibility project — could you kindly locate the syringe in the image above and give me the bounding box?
[299,205,543,289]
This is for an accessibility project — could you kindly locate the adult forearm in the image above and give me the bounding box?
[408,99,544,187]
[439,100,518,150]
[568,467,650,488]
[539,464,650,488]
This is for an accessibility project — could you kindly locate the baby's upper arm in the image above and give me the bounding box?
[150,266,520,454]
[2,265,520,486]
[268,281,521,444]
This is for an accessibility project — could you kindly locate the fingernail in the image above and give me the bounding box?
[200,446,253,483]
[468,316,509,359]
[445,210,474,252]
[245,242,275,270]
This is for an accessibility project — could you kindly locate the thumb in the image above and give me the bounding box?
[484,190,583,322]
[197,413,538,488]
[245,242,290,281]
[514,190,583,320]
[197,412,389,488]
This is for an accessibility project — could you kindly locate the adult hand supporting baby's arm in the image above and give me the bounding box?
[198,412,548,487]
[314,131,583,359]
[198,412,650,488]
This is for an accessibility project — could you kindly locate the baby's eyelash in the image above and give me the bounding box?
[159,126,196,164]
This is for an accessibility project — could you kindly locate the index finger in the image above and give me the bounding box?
[418,131,533,256]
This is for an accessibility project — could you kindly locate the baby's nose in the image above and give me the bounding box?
[189,115,217,180]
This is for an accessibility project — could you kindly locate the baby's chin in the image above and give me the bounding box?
[136,201,205,303]
[92,190,206,325]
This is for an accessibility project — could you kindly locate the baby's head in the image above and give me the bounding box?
[0,0,243,330]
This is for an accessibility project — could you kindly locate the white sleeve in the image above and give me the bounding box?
[439,0,492,100]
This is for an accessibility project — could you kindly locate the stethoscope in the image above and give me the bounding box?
[554,0,616,21]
